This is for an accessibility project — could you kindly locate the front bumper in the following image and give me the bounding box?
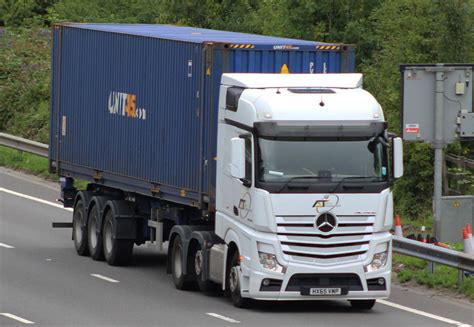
[243,262,391,301]
[240,233,392,301]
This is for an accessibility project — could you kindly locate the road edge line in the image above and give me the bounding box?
[206,313,240,323]
[0,313,35,324]
[90,274,120,283]
[0,187,72,212]
[378,299,471,327]
[0,242,15,249]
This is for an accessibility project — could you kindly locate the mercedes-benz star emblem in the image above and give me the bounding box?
[315,213,338,233]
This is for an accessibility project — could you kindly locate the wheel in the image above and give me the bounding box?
[227,251,250,308]
[171,235,194,290]
[87,203,104,261]
[350,299,376,310]
[102,209,133,266]
[190,243,219,293]
[73,199,89,256]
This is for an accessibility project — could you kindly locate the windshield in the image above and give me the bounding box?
[258,137,388,186]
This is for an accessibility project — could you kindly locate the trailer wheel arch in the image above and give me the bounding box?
[100,200,137,266]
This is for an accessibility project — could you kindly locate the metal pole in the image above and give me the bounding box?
[433,64,445,240]
[427,261,435,275]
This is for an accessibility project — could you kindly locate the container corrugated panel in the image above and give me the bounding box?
[50,24,355,208]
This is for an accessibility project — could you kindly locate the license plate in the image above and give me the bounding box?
[309,288,341,296]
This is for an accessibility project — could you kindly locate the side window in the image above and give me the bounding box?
[244,136,252,184]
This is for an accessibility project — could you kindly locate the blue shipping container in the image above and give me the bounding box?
[49,23,356,209]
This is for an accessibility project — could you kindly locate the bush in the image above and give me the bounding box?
[0,27,50,143]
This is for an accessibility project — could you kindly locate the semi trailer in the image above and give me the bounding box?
[49,24,403,309]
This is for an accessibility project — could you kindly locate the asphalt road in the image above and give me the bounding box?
[0,167,473,327]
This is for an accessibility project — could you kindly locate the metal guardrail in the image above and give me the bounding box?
[446,154,474,169]
[393,236,474,272]
[0,132,48,157]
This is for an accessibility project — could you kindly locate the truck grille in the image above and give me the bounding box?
[276,214,373,264]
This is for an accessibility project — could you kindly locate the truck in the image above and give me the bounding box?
[49,23,404,309]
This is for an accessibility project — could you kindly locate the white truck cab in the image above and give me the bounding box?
[215,73,403,308]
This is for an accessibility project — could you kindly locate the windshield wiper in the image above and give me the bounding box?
[277,176,327,192]
[328,176,379,193]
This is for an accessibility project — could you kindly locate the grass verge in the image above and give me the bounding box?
[0,145,57,180]
[0,145,87,189]
[393,253,474,300]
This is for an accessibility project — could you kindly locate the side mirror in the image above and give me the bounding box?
[230,137,246,179]
[393,137,403,179]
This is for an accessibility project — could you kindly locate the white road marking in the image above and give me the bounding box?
[0,242,14,249]
[206,313,240,324]
[378,300,472,327]
[0,187,72,212]
[0,313,35,324]
[90,274,120,283]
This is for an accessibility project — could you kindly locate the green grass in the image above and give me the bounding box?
[393,253,474,299]
[0,145,57,180]
[399,214,434,235]
[0,145,88,189]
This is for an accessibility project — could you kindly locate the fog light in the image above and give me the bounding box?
[378,278,385,285]
[262,278,270,286]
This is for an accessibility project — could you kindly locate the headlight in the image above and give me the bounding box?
[364,242,390,273]
[258,252,285,273]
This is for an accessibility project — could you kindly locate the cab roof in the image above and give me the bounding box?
[221,73,363,89]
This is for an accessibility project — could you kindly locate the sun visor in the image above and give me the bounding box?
[254,121,387,138]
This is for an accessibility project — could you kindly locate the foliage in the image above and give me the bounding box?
[0,0,56,27]
[155,0,260,32]
[359,0,474,218]
[252,0,380,61]
[446,142,474,195]
[47,0,159,24]
[0,27,51,143]
[0,0,473,221]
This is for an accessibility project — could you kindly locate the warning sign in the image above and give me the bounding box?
[405,123,420,134]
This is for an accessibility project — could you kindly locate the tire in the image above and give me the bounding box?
[102,209,133,266]
[350,299,376,310]
[190,243,219,293]
[227,251,250,308]
[171,235,194,290]
[87,203,104,261]
[73,199,89,256]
